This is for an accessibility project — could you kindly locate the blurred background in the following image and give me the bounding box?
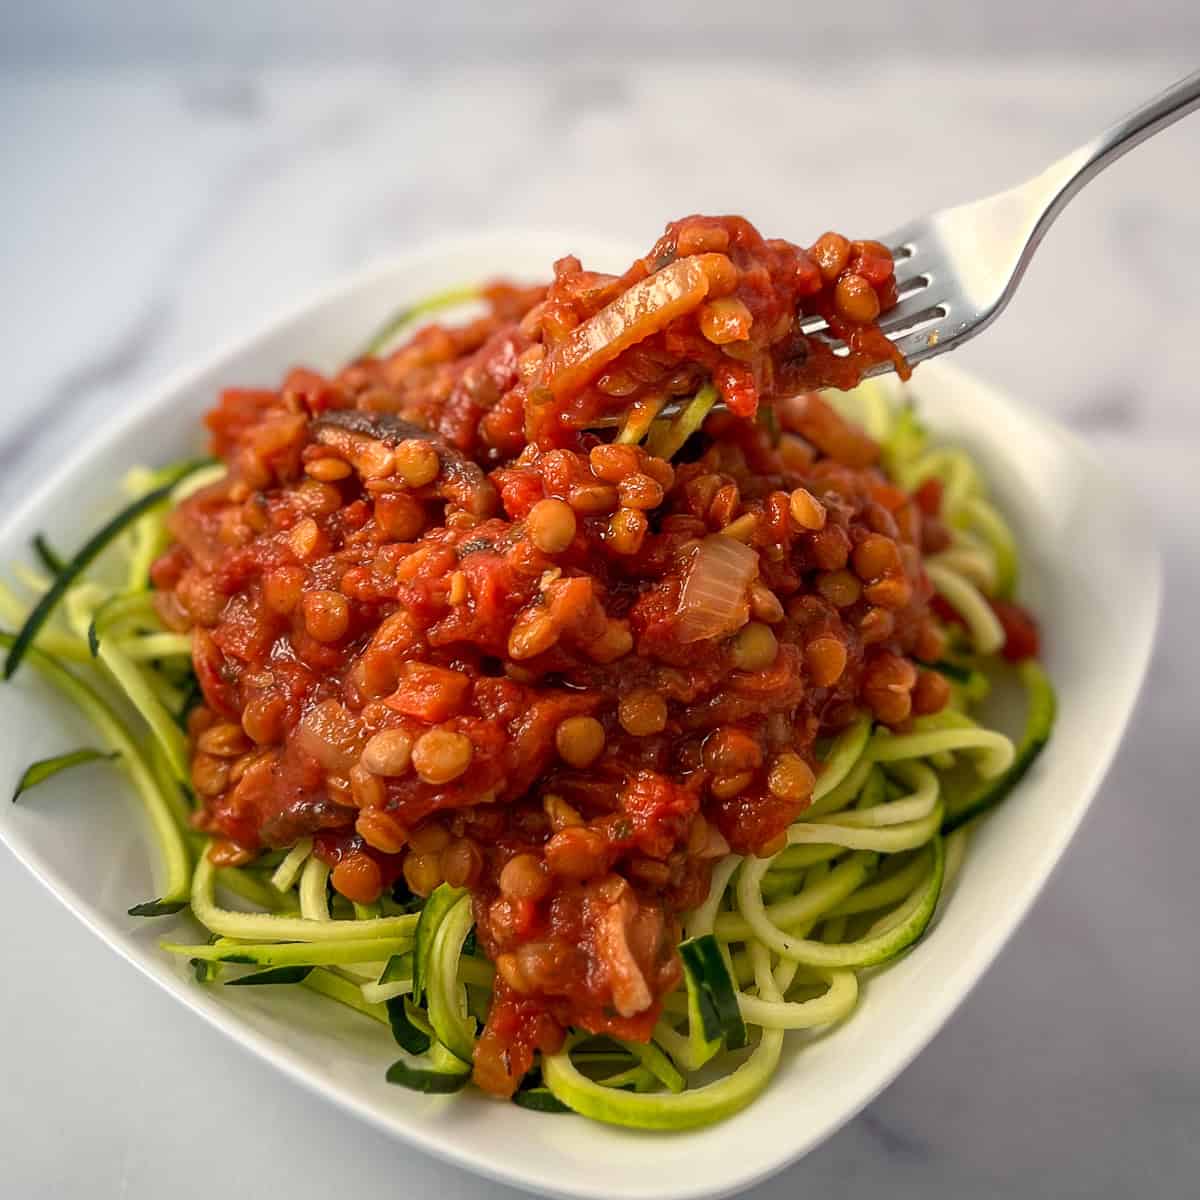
[1,3,1198,1198]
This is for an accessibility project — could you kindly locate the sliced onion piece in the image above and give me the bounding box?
[540,255,732,400]
[675,534,758,644]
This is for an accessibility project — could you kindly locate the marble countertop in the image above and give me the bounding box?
[1,57,1197,1200]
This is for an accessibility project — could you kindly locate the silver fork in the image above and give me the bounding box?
[666,67,1200,412]
[868,67,1200,373]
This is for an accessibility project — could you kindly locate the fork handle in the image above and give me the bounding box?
[1034,68,1200,231]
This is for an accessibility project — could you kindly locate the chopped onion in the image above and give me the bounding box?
[675,534,758,643]
[294,699,364,772]
[542,256,726,400]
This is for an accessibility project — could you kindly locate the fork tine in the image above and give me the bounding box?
[878,221,924,257]
[886,317,953,366]
[893,272,932,303]
[797,269,931,340]
[878,291,946,338]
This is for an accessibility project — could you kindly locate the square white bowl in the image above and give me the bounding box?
[0,232,1160,1200]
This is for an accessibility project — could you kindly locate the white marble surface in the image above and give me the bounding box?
[1,56,1198,1199]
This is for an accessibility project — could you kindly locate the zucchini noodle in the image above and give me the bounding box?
[359,285,483,359]
[1,376,1054,1132]
[926,562,1005,655]
[271,838,313,892]
[735,969,858,1030]
[299,856,333,921]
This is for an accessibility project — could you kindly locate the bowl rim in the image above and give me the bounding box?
[0,229,1163,1200]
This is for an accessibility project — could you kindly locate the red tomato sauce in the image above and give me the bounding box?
[154,215,951,1095]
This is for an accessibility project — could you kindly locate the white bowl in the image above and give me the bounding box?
[0,232,1160,1200]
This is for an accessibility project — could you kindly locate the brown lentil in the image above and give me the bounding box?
[507,608,560,660]
[864,574,913,610]
[500,853,553,901]
[393,438,440,487]
[361,728,413,776]
[191,753,229,797]
[544,827,608,880]
[911,668,952,716]
[710,771,754,799]
[543,793,584,831]
[914,621,946,662]
[305,456,351,482]
[586,618,634,663]
[730,622,778,671]
[375,492,425,540]
[788,486,827,530]
[403,851,444,897]
[749,581,785,623]
[642,457,675,490]
[618,689,669,737]
[608,507,648,555]
[288,517,320,560]
[296,479,342,517]
[809,523,851,569]
[817,569,863,608]
[811,231,852,280]
[618,473,665,510]
[196,722,251,758]
[859,606,897,644]
[331,853,383,904]
[757,831,789,858]
[853,533,902,580]
[834,272,882,323]
[355,440,395,479]
[348,763,386,809]
[698,295,753,344]
[526,498,577,553]
[412,730,473,784]
[708,482,740,528]
[355,807,408,854]
[588,443,640,482]
[442,837,484,888]
[702,728,763,773]
[241,695,287,745]
[302,590,350,642]
[768,753,816,803]
[555,716,606,767]
[409,822,452,854]
[264,566,306,615]
[863,652,919,725]
[568,483,619,514]
[495,953,531,994]
[805,634,848,687]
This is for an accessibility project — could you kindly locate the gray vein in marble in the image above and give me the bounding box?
[857,1109,935,1162]
[16,92,371,483]
[1065,383,1138,431]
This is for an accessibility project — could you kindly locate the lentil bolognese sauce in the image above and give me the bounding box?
[3,214,1054,1127]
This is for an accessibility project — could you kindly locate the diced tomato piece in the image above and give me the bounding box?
[991,598,1041,662]
[915,477,944,516]
[384,662,472,722]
